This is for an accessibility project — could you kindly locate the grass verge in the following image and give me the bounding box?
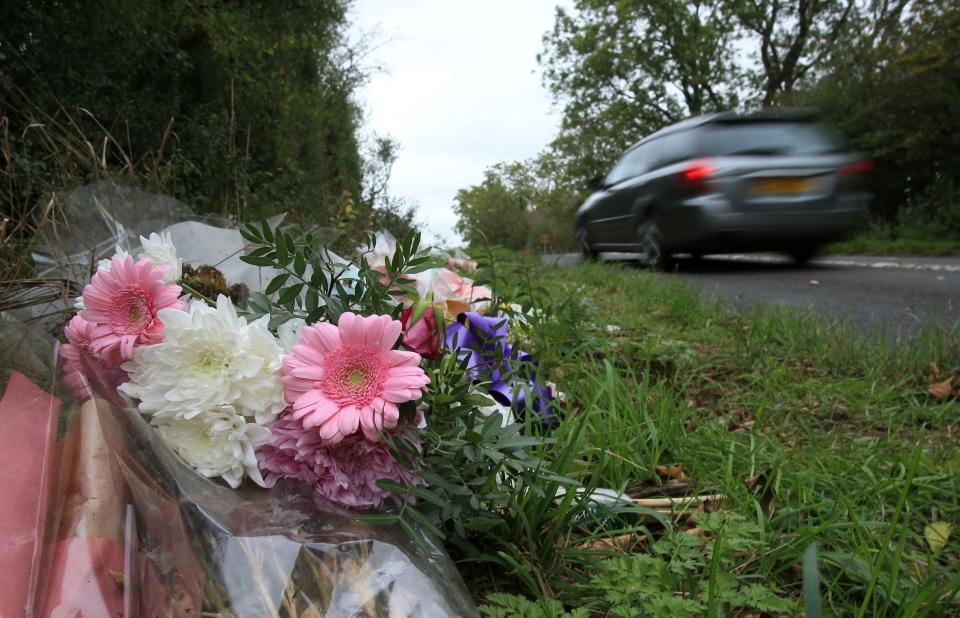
[825,236,960,257]
[470,250,960,617]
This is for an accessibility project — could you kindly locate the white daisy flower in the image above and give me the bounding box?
[154,407,270,488]
[97,244,130,273]
[139,231,182,283]
[120,295,287,425]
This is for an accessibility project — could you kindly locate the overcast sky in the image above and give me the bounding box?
[349,1,566,245]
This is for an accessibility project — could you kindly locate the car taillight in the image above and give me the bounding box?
[678,159,716,192]
[838,160,874,176]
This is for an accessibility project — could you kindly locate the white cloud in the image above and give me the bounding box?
[350,0,565,245]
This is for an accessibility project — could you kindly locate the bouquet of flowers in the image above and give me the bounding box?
[51,221,563,614]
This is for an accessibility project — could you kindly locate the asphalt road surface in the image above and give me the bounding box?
[543,253,960,335]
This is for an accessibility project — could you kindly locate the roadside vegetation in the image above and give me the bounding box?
[1,0,416,283]
[466,249,959,616]
[826,224,960,258]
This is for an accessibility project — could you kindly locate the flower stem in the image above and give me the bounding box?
[180,281,217,307]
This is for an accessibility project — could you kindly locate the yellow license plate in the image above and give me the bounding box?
[752,178,818,195]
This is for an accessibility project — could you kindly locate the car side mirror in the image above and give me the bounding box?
[587,175,605,191]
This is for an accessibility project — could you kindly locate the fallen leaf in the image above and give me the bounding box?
[655,464,687,481]
[579,533,640,552]
[929,362,943,380]
[925,521,952,556]
[928,375,955,400]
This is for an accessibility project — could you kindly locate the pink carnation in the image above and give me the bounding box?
[282,312,430,444]
[257,412,422,509]
[60,315,97,399]
[60,315,129,399]
[80,256,184,364]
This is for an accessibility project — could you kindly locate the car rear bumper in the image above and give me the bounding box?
[666,195,869,252]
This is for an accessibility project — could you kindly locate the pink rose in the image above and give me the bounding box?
[400,304,441,360]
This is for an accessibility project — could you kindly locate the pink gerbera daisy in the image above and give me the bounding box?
[282,312,430,444]
[80,256,184,364]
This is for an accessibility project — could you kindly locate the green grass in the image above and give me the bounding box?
[825,236,960,257]
[824,221,960,257]
[469,250,960,617]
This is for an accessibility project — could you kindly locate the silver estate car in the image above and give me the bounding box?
[575,111,872,265]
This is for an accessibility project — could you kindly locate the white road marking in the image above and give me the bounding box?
[718,254,960,272]
[545,253,960,273]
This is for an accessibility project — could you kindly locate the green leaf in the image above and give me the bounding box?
[375,478,408,494]
[355,513,399,525]
[305,287,320,313]
[405,506,445,540]
[239,255,276,267]
[264,273,290,295]
[411,486,448,509]
[278,283,303,305]
[400,518,431,554]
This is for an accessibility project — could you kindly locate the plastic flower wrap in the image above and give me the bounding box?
[43,208,567,613]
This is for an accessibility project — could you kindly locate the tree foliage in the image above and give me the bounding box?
[730,0,859,106]
[454,155,582,251]
[539,0,740,182]
[799,0,960,228]
[0,0,407,243]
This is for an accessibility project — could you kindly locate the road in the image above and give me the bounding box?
[543,253,960,335]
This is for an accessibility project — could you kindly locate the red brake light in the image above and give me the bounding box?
[839,160,874,176]
[681,159,716,183]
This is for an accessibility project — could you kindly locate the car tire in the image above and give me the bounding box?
[576,225,598,261]
[636,221,665,268]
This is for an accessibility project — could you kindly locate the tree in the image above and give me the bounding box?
[0,0,367,229]
[728,0,859,106]
[539,0,741,183]
[799,0,960,227]
[453,155,584,251]
[454,165,532,250]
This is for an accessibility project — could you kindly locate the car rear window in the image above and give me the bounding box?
[700,121,847,156]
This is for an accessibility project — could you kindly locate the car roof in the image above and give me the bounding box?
[630,109,820,150]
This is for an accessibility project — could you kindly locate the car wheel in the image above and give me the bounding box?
[636,221,665,267]
[576,225,598,261]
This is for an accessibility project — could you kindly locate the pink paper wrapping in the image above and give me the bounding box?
[41,399,126,618]
[0,371,64,617]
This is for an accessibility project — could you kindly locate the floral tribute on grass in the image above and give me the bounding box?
[61,222,564,552]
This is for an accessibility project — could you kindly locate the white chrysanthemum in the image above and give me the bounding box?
[154,407,270,488]
[97,244,130,272]
[119,295,287,425]
[139,231,182,283]
[276,317,306,353]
